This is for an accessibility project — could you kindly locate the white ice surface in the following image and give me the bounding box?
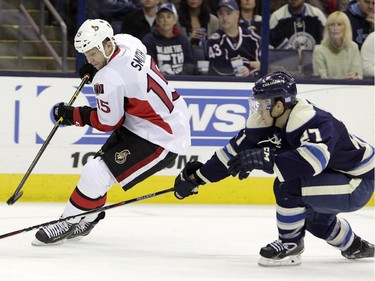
[0,203,374,281]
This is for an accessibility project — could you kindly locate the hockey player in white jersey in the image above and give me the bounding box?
[32,19,191,245]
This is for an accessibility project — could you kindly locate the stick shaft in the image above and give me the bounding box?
[6,76,89,205]
[0,187,174,239]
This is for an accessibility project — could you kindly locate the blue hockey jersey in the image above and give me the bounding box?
[345,0,373,49]
[196,98,374,183]
[205,26,260,76]
[239,14,262,41]
[269,3,326,50]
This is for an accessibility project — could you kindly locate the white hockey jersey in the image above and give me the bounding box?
[90,34,191,154]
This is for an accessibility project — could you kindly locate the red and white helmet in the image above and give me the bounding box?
[74,19,114,58]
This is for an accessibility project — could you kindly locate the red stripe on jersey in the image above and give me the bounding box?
[150,58,167,84]
[90,110,125,132]
[69,187,107,210]
[73,107,84,126]
[147,74,174,113]
[172,91,180,101]
[109,47,121,62]
[126,97,173,134]
[116,146,165,182]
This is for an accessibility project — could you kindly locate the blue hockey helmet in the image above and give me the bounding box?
[251,71,297,109]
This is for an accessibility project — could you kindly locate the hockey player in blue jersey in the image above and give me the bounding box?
[173,71,374,266]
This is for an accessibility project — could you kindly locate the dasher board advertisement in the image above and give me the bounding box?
[0,77,373,176]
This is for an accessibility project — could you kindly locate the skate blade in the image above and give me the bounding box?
[31,238,67,246]
[67,236,84,242]
[258,254,302,267]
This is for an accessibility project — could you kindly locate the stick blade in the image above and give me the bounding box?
[7,191,23,205]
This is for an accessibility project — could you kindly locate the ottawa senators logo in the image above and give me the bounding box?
[94,83,104,94]
[115,149,131,164]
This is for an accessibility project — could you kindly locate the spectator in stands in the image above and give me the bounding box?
[178,0,219,47]
[344,0,374,49]
[142,2,197,75]
[207,0,219,15]
[312,11,363,79]
[361,31,374,77]
[205,0,260,76]
[270,0,327,51]
[317,0,349,15]
[271,0,287,13]
[121,0,160,40]
[89,0,137,33]
[169,0,182,11]
[270,0,325,13]
[238,0,262,39]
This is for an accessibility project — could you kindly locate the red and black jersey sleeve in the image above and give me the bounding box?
[73,106,124,132]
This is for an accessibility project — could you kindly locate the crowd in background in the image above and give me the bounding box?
[52,0,374,79]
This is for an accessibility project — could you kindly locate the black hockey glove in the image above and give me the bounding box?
[79,63,97,84]
[174,161,203,200]
[53,102,74,125]
[227,148,275,180]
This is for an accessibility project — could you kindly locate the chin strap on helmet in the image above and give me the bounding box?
[268,98,294,127]
[103,39,116,61]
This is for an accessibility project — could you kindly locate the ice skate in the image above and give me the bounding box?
[341,235,374,259]
[68,212,106,242]
[258,239,304,267]
[32,220,77,246]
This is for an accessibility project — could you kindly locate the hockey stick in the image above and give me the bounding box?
[6,75,90,205]
[0,187,174,240]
